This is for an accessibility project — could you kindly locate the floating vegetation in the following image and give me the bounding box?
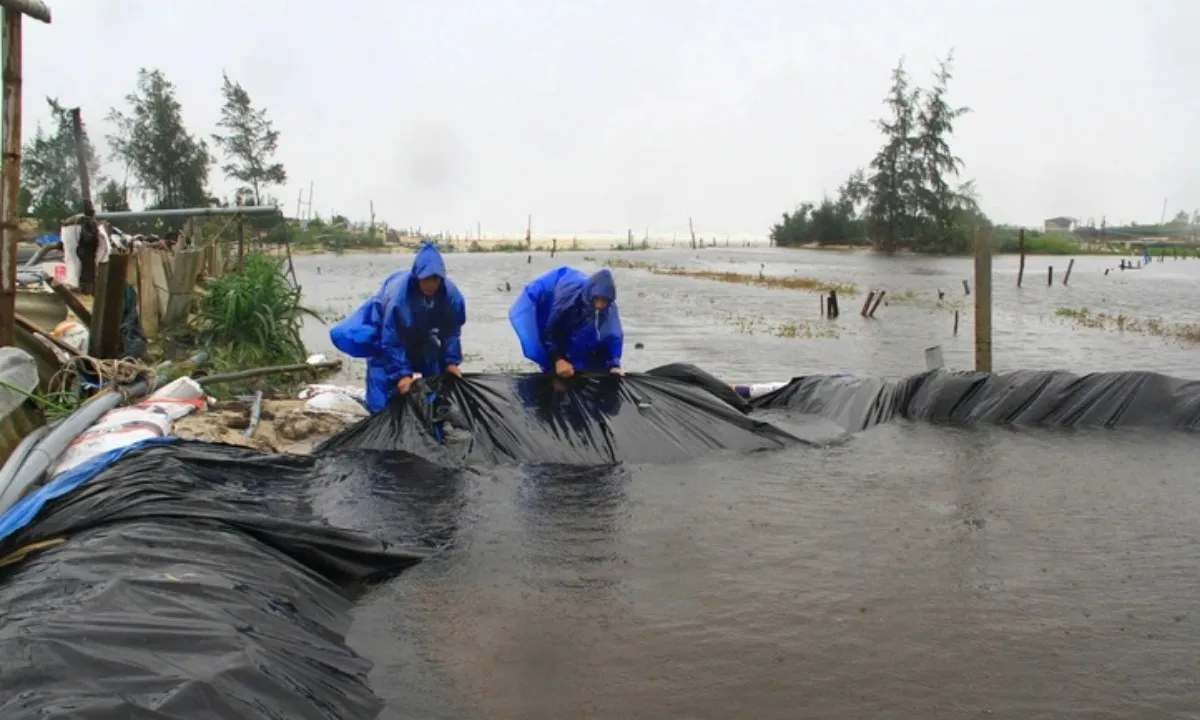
[1054,307,1200,345]
[601,258,858,295]
[720,312,841,339]
[776,322,841,339]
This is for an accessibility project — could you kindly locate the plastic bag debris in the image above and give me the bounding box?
[750,369,1200,431]
[0,439,427,720]
[299,383,367,402]
[51,320,89,354]
[299,383,370,419]
[0,348,37,420]
[304,391,371,419]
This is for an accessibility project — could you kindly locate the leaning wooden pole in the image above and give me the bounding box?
[974,226,993,373]
[69,107,92,208]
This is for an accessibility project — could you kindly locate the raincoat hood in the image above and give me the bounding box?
[584,270,616,303]
[412,242,447,280]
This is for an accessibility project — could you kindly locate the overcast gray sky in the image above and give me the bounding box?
[20,0,1200,238]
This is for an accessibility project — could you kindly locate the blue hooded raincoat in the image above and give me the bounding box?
[509,266,622,373]
[330,242,466,412]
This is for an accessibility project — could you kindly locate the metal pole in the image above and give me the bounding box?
[0,8,23,347]
[93,205,280,222]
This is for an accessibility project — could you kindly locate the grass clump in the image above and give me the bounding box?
[0,381,80,423]
[192,253,324,393]
[1054,306,1200,344]
[600,258,858,295]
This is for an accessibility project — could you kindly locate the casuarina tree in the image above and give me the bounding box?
[211,72,287,206]
[107,68,212,210]
[771,51,981,253]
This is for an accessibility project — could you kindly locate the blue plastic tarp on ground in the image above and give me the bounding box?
[0,436,178,545]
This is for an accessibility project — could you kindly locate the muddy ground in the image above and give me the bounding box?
[173,399,357,454]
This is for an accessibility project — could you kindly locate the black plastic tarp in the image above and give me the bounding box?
[0,367,802,719]
[4,364,1200,718]
[750,369,1200,431]
[317,371,800,464]
[0,441,427,720]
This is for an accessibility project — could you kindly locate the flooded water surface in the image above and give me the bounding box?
[296,248,1200,719]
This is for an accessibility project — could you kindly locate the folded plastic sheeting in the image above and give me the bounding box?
[317,371,801,464]
[644,362,753,413]
[750,369,1200,431]
[0,440,426,720]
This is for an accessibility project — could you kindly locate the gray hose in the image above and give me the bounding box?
[0,379,148,518]
[0,423,52,513]
[0,350,209,518]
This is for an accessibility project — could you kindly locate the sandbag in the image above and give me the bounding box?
[317,372,801,464]
[750,369,1200,431]
[0,440,427,720]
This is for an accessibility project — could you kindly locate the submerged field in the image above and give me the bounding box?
[287,248,1199,719]
[298,246,1200,382]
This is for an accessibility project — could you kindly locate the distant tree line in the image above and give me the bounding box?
[20,68,286,232]
[771,51,989,254]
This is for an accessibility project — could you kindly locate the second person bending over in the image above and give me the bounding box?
[509,266,624,378]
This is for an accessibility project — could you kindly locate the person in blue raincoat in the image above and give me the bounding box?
[330,242,466,412]
[509,266,624,378]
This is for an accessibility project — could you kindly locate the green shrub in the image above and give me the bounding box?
[193,253,321,370]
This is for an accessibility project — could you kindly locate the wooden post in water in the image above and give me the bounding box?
[860,291,875,316]
[973,227,992,373]
[962,279,970,295]
[1063,258,1075,286]
[1016,228,1026,287]
[868,290,886,317]
[1047,266,1054,285]
[953,310,959,335]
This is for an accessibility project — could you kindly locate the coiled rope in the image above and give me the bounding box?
[47,355,158,402]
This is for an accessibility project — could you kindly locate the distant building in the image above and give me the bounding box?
[1044,216,1075,234]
